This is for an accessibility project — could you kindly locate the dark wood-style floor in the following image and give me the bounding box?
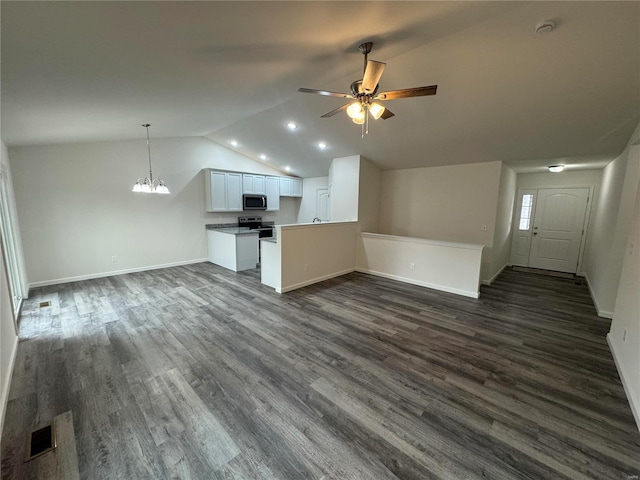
[2,263,639,479]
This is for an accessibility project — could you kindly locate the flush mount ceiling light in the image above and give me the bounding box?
[259,154,267,160]
[536,20,555,34]
[286,122,298,130]
[229,140,239,147]
[548,165,565,173]
[132,124,170,194]
[317,142,327,150]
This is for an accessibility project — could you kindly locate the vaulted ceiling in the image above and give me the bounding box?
[2,2,639,177]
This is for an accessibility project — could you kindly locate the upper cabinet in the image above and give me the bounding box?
[265,176,280,211]
[204,169,301,212]
[205,170,243,212]
[243,174,266,194]
[280,177,302,198]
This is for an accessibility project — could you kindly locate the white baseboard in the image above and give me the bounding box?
[607,334,640,433]
[0,334,19,437]
[278,268,356,293]
[583,272,614,319]
[28,258,209,289]
[356,268,479,299]
[482,263,508,286]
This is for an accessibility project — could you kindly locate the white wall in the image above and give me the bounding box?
[379,161,502,282]
[357,156,381,233]
[517,169,603,190]
[0,141,20,434]
[608,175,640,430]
[296,176,328,224]
[584,122,640,317]
[357,233,484,298]
[9,137,297,286]
[485,164,517,284]
[329,155,360,222]
[277,222,357,292]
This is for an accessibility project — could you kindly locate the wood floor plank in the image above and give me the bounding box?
[2,264,640,479]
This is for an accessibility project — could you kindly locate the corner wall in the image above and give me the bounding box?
[9,137,297,287]
[484,164,516,284]
[584,122,640,317]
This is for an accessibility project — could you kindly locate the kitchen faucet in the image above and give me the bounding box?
[312,217,321,223]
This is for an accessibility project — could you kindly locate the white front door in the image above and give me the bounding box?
[510,187,590,274]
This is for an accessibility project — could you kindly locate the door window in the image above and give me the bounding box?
[518,194,534,230]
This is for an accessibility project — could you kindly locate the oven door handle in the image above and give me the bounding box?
[262,196,266,208]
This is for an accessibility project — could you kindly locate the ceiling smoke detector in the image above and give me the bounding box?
[536,21,555,34]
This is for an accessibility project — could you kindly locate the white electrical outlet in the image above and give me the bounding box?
[111,255,117,263]
[410,263,416,270]
[304,264,309,272]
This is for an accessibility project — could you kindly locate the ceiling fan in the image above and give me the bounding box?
[298,42,437,136]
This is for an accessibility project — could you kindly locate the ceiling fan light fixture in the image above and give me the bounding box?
[352,113,365,125]
[369,102,385,120]
[346,102,364,119]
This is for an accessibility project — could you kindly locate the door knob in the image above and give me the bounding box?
[533,232,538,236]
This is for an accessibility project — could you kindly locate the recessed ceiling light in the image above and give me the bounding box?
[230,140,239,147]
[284,166,291,172]
[317,142,327,150]
[286,122,297,130]
[259,154,267,160]
[548,165,565,173]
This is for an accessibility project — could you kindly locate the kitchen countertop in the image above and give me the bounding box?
[205,225,258,236]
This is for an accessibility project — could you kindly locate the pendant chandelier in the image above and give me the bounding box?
[132,124,170,194]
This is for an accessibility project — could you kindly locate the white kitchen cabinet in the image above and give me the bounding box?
[291,178,303,197]
[207,230,259,272]
[205,170,243,212]
[279,177,303,198]
[265,176,280,211]
[279,177,292,197]
[243,174,266,194]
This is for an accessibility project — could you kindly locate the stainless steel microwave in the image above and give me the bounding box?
[243,194,267,210]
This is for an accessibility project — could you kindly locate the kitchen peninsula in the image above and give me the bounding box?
[206,224,259,272]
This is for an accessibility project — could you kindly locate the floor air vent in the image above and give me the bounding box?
[25,424,56,461]
[39,301,51,308]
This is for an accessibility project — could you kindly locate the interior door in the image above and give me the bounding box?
[316,188,329,221]
[528,188,589,273]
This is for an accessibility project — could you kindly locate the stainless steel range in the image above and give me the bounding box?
[238,216,273,238]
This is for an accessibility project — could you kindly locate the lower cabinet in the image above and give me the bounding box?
[208,230,258,272]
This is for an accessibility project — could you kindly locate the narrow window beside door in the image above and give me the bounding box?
[518,194,534,230]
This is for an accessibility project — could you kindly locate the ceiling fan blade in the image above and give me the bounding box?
[298,87,353,99]
[321,104,350,118]
[380,108,395,120]
[362,60,386,94]
[375,85,437,100]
